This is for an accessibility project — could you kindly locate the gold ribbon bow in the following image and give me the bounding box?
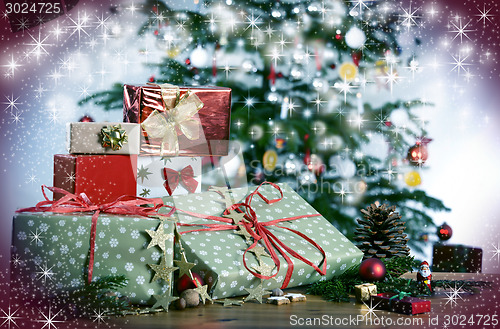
[141,83,204,155]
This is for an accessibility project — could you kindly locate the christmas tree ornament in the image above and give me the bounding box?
[404,171,421,187]
[173,255,195,279]
[79,115,94,122]
[244,283,272,304]
[177,272,205,293]
[151,293,179,312]
[354,203,410,259]
[293,47,306,64]
[100,124,128,151]
[248,124,264,141]
[263,149,278,171]
[338,62,358,81]
[266,90,281,103]
[306,154,325,176]
[407,142,429,166]
[359,258,386,281]
[312,75,329,94]
[180,289,200,307]
[190,45,210,68]
[312,120,327,136]
[329,155,356,178]
[290,64,305,80]
[345,26,366,49]
[416,261,433,293]
[351,51,361,66]
[241,59,257,73]
[437,222,452,241]
[298,170,317,186]
[284,154,300,175]
[274,137,286,149]
[271,2,286,18]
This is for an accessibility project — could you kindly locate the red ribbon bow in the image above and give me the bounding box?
[17,185,164,284]
[162,165,198,195]
[170,182,328,289]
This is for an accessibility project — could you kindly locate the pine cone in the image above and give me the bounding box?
[354,203,410,259]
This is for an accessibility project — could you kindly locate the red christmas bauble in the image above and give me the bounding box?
[78,115,94,122]
[407,143,428,166]
[359,258,386,281]
[437,222,452,241]
[176,272,204,293]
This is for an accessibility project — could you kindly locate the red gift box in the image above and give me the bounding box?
[53,154,137,204]
[123,84,231,156]
[371,293,431,315]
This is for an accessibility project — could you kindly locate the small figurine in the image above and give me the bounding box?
[416,261,433,293]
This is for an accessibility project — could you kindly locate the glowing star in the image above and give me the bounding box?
[36,263,55,283]
[335,78,357,103]
[449,18,474,43]
[95,14,110,32]
[381,65,401,94]
[276,34,290,52]
[0,305,22,329]
[361,298,382,320]
[3,94,21,112]
[68,11,91,40]
[244,12,262,32]
[335,183,352,203]
[490,243,500,263]
[26,171,38,184]
[444,283,466,307]
[399,3,421,30]
[29,229,44,246]
[382,165,398,183]
[476,5,493,26]
[311,94,326,112]
[449,54,471,76]
[349,0,371,16]
[36,306,64,329]
[266,47,282,65]
[91,309,107,324]
[3,54,21,78]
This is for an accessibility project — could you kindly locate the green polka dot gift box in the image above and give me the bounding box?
[11,212,176,305]
[163,182,364,299]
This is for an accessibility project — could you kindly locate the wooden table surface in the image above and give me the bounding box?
[102,273,499,329]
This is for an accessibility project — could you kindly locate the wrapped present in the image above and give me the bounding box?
[354,283,377,303]
[54,154,137,204]
[137,156,202,198]
[371,292,431,315]
[67,122,140,155]
[123,84,231,157]
[432,244,482,273]
[12,187,175,305]
[162,182,363,299]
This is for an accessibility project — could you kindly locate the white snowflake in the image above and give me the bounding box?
[136,276,145,285]
[221,270,229,277]
[51,235,58,242]
[109,238,118,247]
[110,267,117,274]
[131,230,140,239]
[76,226,86,235]
[128,247,135,253]
[125,263,134,271]
[119,227,126,234]
[151,251,160,261]
[98,232,106,239]
[60,245,69,254]
[58,220,66,226]
[102,252,109,259]
[17,231,27,240]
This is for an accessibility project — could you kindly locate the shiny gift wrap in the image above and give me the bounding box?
[11,212,176,305]
[53,154,137,204]
[354,283,377,303]
[162,183,363,299]
[123,84,231,156]
[371,293,431,315]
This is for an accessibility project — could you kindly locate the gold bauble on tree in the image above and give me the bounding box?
[354,203,410,259]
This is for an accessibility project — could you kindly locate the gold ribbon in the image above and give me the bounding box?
[141,83,204,155]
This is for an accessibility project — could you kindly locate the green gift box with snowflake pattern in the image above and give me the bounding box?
[11,212,176,305]
[162,183,364,299]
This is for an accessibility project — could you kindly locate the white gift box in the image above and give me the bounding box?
[136,156,202,197]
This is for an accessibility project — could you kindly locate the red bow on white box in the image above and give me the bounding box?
[162,165,198,195]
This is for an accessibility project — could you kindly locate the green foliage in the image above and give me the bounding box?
[64,275,130,317]
[382,255,415,279]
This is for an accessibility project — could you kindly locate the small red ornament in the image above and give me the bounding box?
[78,115,94,122]
[329,63,336,69]
[335,33,342,40]
[407,143,428,166]
[177,272,204,293]
[359,258,386,281]
[437,222,452,241]
[185,58,191,65]
[154,30,159,36]
[148,75,155,83]
[351,52,361,66]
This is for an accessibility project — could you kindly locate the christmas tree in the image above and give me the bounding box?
[81,0,449,253]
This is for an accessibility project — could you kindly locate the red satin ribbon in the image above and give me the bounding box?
[171,182,328,289]
[17,185,164,284]
[162,165,198,195]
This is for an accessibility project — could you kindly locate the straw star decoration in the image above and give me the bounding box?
[151,294,179,312]
[149,257,178,283]
[194,284,213,304]
[244,283,271,304]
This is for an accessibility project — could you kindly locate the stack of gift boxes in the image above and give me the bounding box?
[11,83,364,309]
